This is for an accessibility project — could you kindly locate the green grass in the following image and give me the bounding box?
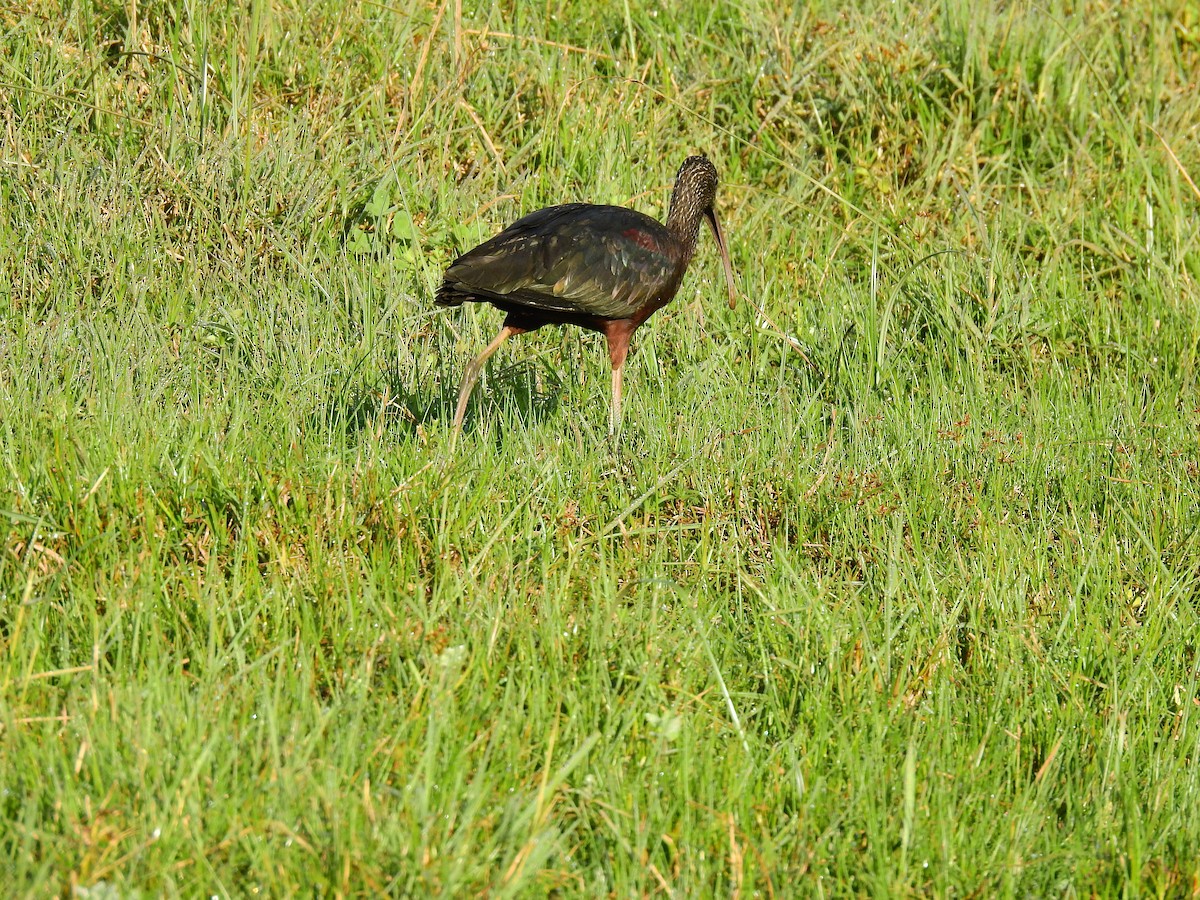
[3,0,1200,894]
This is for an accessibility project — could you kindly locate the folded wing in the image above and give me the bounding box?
[436,204,680,321]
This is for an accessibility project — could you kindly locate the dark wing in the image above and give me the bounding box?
[436,204,680,320]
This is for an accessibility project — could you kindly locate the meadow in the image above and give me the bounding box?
[2,0,1199,894]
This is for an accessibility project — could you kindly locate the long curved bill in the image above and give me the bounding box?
[704,208,738,309]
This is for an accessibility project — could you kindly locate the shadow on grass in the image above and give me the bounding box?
[320,359,564,443]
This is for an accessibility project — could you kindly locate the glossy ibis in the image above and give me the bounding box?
[436,155,737,441]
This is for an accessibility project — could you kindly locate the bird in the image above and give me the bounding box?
[436,155,737,442]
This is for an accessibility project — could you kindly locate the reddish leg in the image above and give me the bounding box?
[451,324,519,444]
[604,321,635,438]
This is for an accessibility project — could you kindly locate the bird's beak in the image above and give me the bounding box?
[704,208,738,309]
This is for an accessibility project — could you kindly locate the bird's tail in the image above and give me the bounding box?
[434,282,466,307]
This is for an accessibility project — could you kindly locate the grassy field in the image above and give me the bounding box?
[3,0,1200,894]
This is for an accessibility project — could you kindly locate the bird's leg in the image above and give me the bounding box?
[610,363,623,438]
[604,323,634,440]
[452,324,517,443]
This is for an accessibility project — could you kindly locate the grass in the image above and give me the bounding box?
[2,0,1199,894]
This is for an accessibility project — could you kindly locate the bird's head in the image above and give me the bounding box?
[674,155,720,213]
[668,155,738,309]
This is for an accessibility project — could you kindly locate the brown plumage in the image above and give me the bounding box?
[437,155,737,441]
